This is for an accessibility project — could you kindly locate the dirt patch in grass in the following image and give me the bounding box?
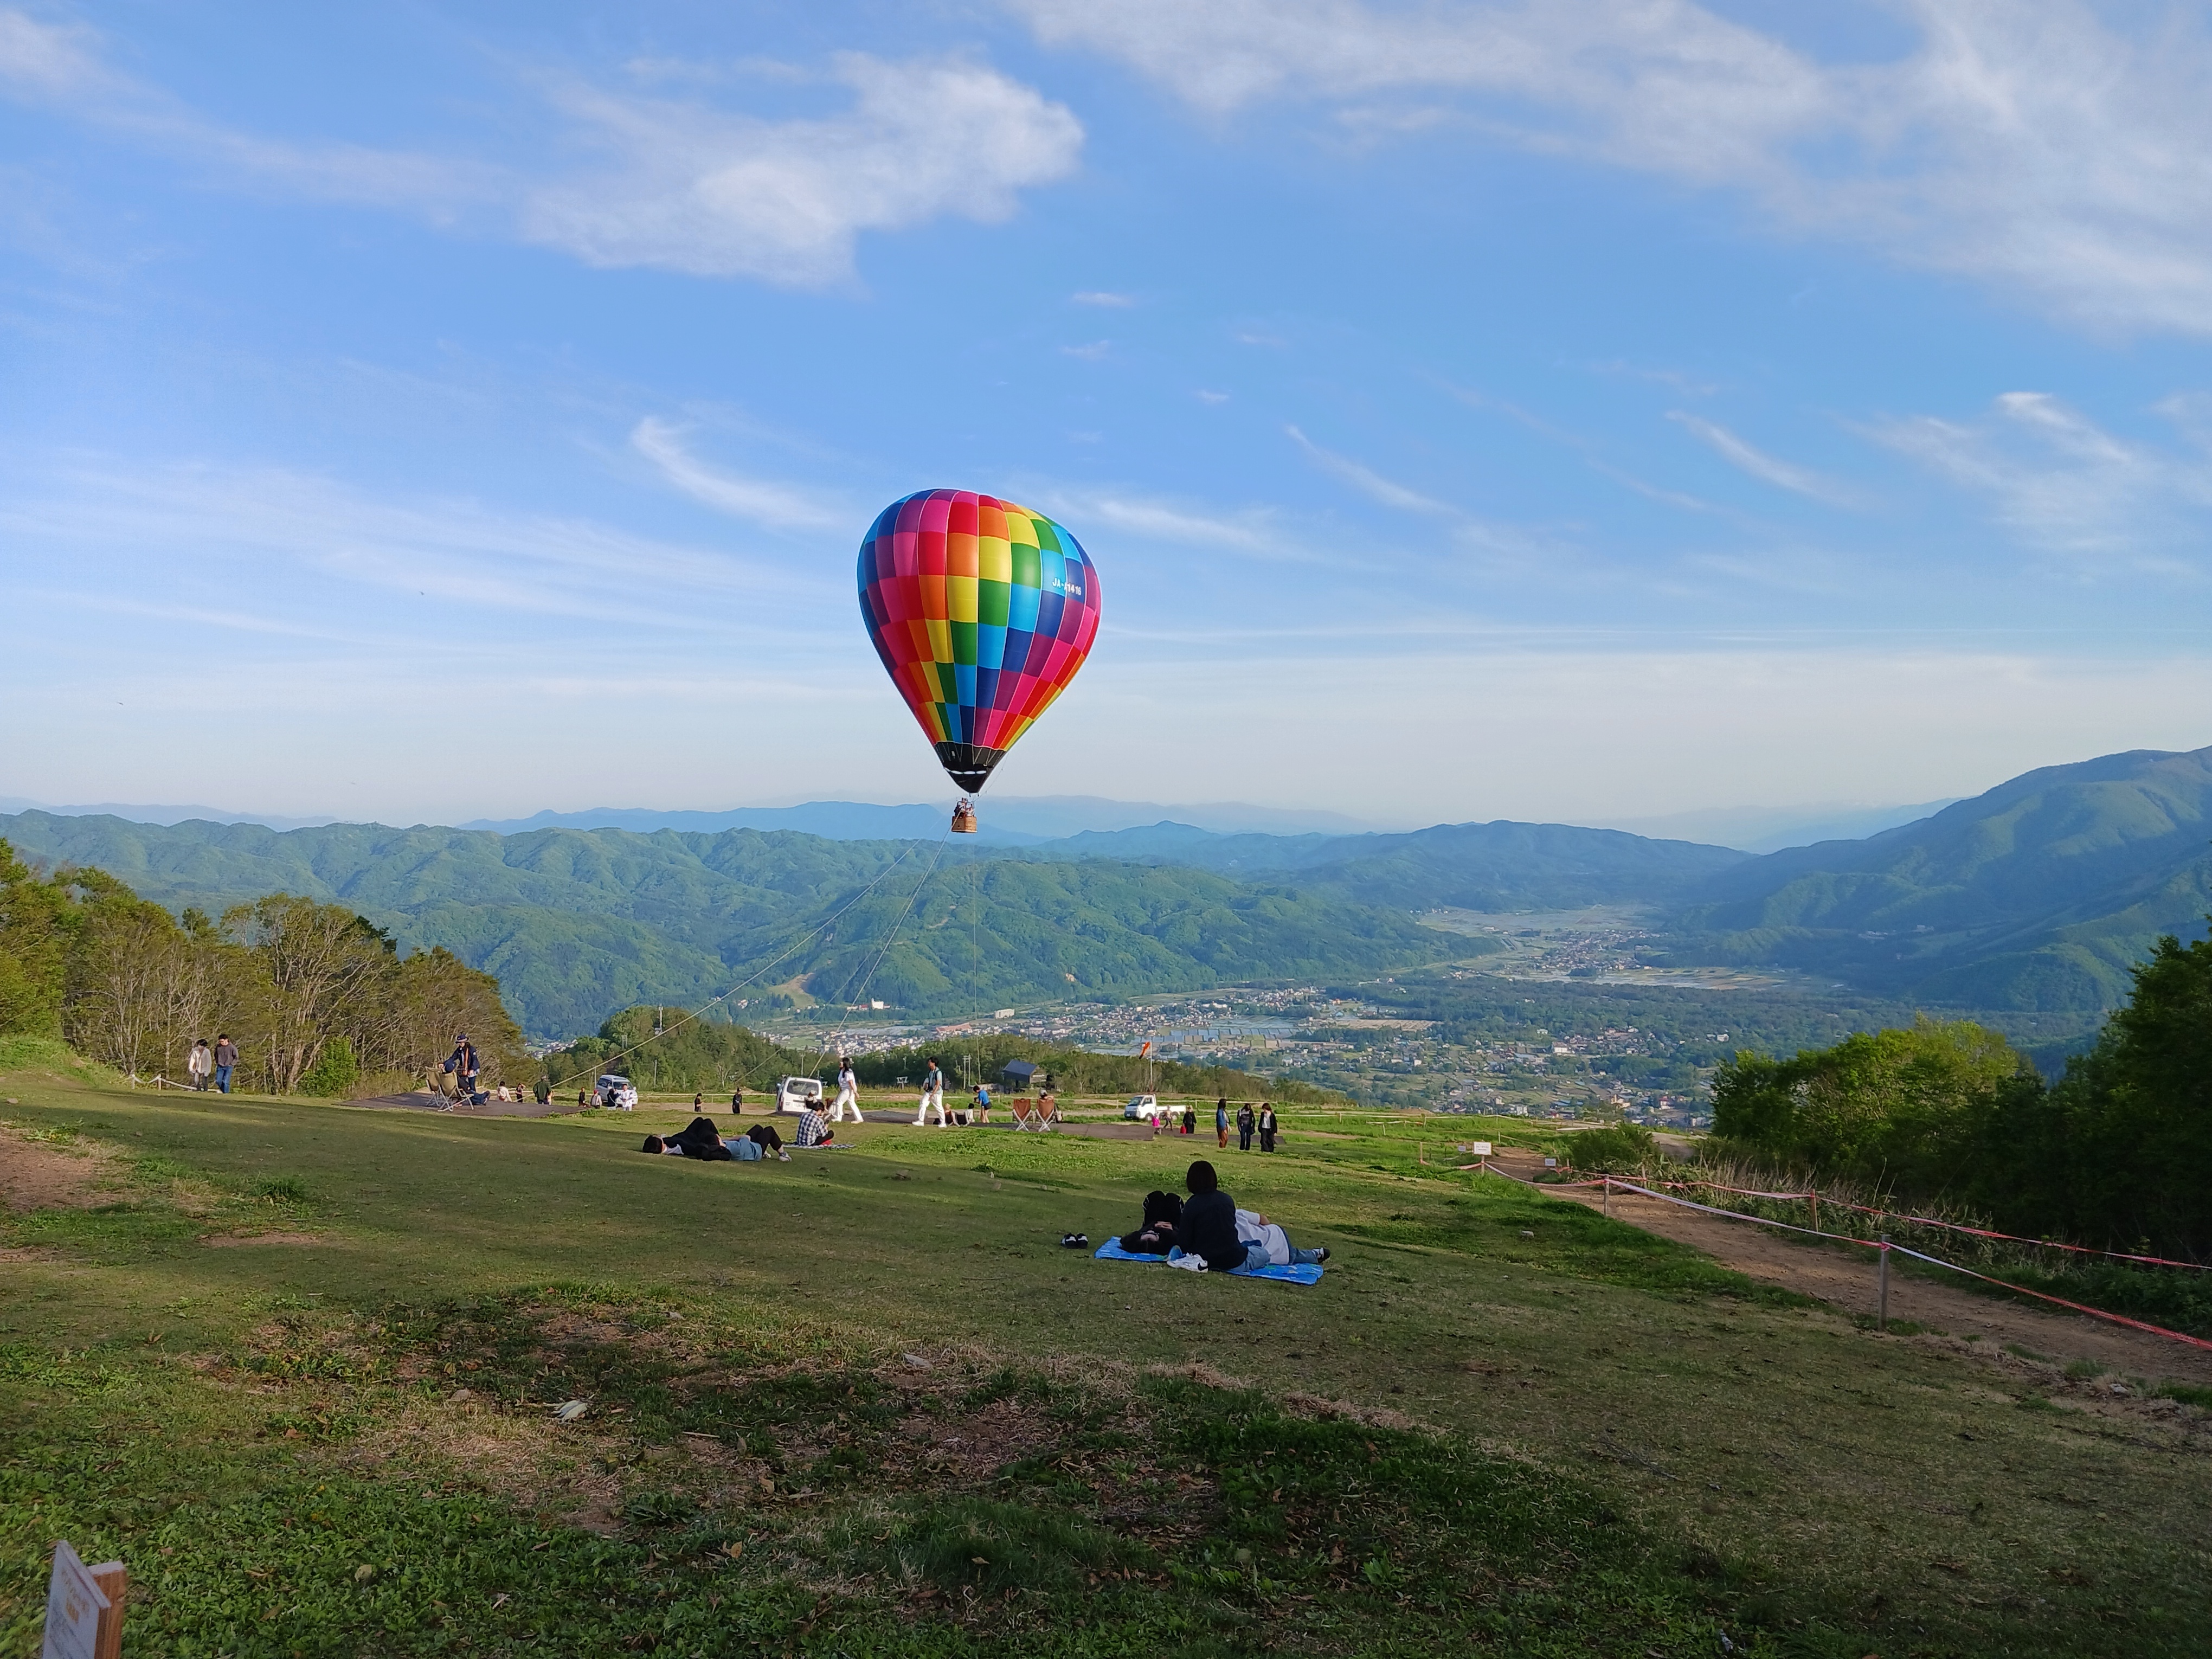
[203,1231,333,1248]
[0,1124,120,1212]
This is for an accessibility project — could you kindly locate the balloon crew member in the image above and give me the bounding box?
[832,1057,862,1123]
[914,1057,948,1127]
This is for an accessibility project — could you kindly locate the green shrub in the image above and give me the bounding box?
[1564,1122,1657,1173]
[298,1037,360,1097]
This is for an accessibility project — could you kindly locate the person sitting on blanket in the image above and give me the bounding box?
[1117,1189,1183,1254]
[791,1105,835,1148]
[1178,1160,1329,1272]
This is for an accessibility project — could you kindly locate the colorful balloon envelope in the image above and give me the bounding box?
[857,490,1102,793]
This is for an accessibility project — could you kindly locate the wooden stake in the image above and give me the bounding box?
[1809,1187,1819,1231]
[1876,1236,1891,1332]
[1603,1178,1612,1219]
[90,1561,126,1659]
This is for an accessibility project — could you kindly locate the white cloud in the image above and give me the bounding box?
[0,14,1079,286]
[1011,0,2212,336]
[1872,391,2212,564]
[519,54,1083,284]
[1194,389,1230,404]
[0,456,825,629]
[1072,290,1134,306]
[629,419,849,532]
[1044,490,1277,551]
[1060,340,1111,359]
[1285,425,1454,515]
[0,8,484,213]
[1668,412,1859,506]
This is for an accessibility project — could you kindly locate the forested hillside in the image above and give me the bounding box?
[1667,745,2212,1009]
[0,814,1448,1036]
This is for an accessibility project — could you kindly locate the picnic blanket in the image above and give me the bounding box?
[1092,1236,1324,1285]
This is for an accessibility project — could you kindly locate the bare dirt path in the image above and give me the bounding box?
[1484,1149,2212,1386]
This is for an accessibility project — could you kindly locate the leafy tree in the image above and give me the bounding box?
[1712,1016,2034,1197]
[2028,927,2212,1255]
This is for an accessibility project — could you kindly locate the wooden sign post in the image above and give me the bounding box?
[43,1541,125,1659]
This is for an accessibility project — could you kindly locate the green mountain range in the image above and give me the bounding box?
[1665,745,2212,1009]
[0,814,1454,1036]
[7,741,2204,1031]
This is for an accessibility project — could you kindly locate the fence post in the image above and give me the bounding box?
[1876,1235,1891,1332]
[1809,1187,1819,1231]
[1603,1178,1612,1219]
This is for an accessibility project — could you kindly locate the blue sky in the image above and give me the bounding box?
[4,1,2210,829]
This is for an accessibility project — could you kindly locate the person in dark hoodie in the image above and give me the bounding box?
[1117,1190,1183,1254]
[1177,1160,1328,1272]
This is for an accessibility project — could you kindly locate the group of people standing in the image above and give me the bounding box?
[183,1036,239,1092]
[1190,1097,1277,1152]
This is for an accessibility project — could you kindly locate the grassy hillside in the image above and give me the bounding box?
[4,1063,2206,1655]
[0,815,1447,1037]
[1668,746,2212,1009]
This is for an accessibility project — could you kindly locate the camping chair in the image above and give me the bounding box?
[1008,1096,1036,1131]
[1031,1093,1062,1133]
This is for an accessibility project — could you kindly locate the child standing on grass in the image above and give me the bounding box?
[1216,1097,1229,1148]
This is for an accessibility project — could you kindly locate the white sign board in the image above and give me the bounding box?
[42,1541,107,1659]
[1471,1142,1493,1158]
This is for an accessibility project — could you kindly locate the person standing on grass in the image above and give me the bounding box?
[914,1057,947,1127]
[535,1077,551,1106]
[1258,1101,1278,1153]
[187,1038,213,1091]
[1216,1097,1229,1149]
[213,1034,237,1094]
[730,1083,744,1115]
[1237,1100,1256,1152]
[831,1056,862,1123]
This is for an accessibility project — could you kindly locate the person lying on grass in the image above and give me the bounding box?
[1179,1160,1328,1272]
[1117,1189,1184,1254]
[644,1116,736,1160]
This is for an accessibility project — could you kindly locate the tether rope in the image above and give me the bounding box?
[838,819,956,1015]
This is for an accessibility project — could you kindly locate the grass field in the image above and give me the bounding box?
[3,1051,2208,1656]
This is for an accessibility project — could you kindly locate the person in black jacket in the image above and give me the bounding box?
[1236,1101,1256,1152]
[1177,1161,1327,1272]
[1257,1102,1278,1152]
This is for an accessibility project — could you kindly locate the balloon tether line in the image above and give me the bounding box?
[839,817,957,1017]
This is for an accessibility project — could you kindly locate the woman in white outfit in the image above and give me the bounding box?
[186,1038,213,1091]
[831,1057,861,1122]
[913,1057,947,1126]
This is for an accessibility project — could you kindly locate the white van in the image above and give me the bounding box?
[596,1074,638,1110]
[1121,1095,1185,1124]
[776,1076,825,1114]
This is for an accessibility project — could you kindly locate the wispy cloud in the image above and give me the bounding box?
[1668,413,1859,507]
[1194,390,1231,405]
[1072,290,1133,307]
[629,419,848,532]
[521,54,1084,285]
[0,456,826,631]
[1872,391,2212,567]
[1011,0,2212,337]
[1040,489,1277,553]
[1285,425,1454,516]
[0,12,1082,287]
[1059,340,1111,360]
[0,9,486,213]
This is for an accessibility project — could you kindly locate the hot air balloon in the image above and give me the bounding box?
[857,490,1102,831]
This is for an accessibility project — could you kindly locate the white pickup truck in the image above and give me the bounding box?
[1121,1095,1186,1124]
[775,1076,825,1115]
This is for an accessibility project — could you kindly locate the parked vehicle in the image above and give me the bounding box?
[776,1076,825,1114]
[1121,1095,1186,1124]
[596,1075,638,1110]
